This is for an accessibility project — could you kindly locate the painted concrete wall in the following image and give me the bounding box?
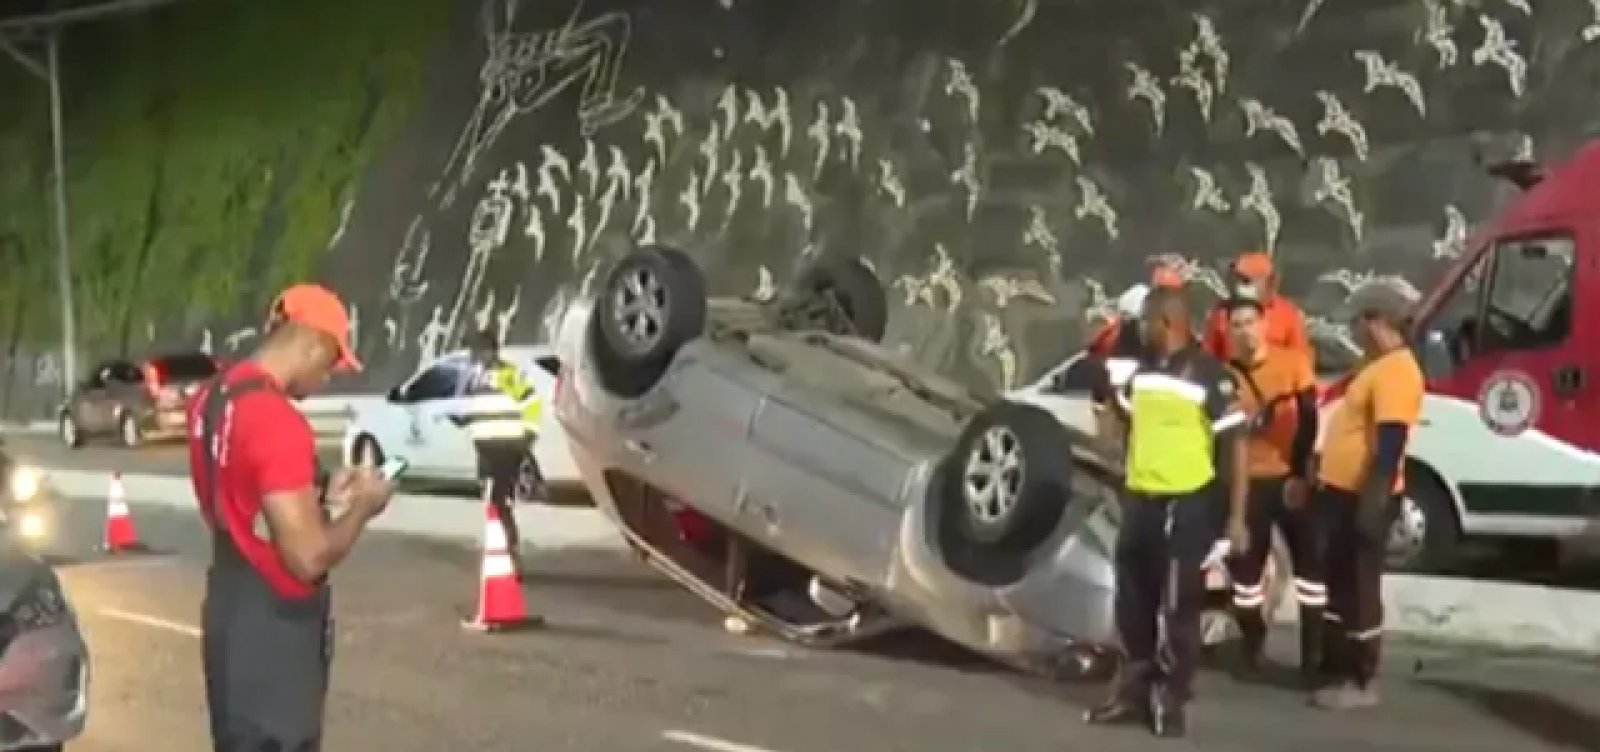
[8,0,1600,413]
[314,0,1600,395]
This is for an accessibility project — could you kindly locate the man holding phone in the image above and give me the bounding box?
[188,284,393,751]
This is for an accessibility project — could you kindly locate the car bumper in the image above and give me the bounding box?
[0,622,89,748]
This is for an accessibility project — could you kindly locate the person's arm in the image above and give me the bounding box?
[1358,357,1424,532]
[246,400,372,582]
[1289,356,1319,479]
[1205,366,1250,524]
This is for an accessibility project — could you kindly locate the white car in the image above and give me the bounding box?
[340,345,586,505]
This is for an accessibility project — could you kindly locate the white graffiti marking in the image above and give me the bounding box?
[1125,62,1167,135]
[1187,166,1231,213]
[1315,91,1371,162]
[566,195,588,264]
[950,143,983,221]
[783,172,815,238]
[877,159,907,209]
[1354,50,1428,118]
[1073,176,1119,239]
[679,169,703,231]
[1310,157,1364,244]
[807,100,832,181]
[715,85,740,140]
[631,160,656,236]
[1191,13,1231,93]
[1034,86,1094,135]
[1418,0,1459,69]
[535,145,571,215]
[1585,0,1600,42]
[578,138,600,197]
[1023,205,1059,255]
[1471,14,1527,98]
[835,97,864,171]
[748,145,776,210]
[434,1,642,207]
[745,87,794,159]
[643,94,684,168]
[1240,98,1305,157]
[718,150,744,231]
[1022,121,1081,165]
[977,313,1017,390]
[1433,204,1469,260]
[699,122,724,198]
[1171,48,1216,122]
[944,59,982,124]
[1239,163,1281,250]
[752,266,776,302]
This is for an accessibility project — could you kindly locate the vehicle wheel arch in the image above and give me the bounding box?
[1393,457,1466,572]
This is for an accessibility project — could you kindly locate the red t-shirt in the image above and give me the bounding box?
[187,362,319,599]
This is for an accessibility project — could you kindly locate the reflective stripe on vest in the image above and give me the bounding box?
[459,393,526,441]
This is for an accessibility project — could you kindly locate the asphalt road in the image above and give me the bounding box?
[18,492,1600,751]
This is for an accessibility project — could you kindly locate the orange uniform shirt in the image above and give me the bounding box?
[1203,295,1313,370]
[1318,348,1425,494]
[1227,347,1315,478]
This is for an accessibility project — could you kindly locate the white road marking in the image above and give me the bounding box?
[98,607,201,638]
[662,730,783,752]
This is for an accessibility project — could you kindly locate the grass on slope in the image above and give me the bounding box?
[0,0,454,355]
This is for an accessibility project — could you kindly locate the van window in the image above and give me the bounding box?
[1476,235,1574,353]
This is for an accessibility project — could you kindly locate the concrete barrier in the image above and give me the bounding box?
[46,467,623,552]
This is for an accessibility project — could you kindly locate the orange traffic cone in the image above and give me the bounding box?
[461,483,543,632]
[100,472,149,554]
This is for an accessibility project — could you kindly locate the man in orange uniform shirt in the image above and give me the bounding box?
[1202,252,1313,368]
[1311,287,1423,710]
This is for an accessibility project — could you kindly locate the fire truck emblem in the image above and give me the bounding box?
[1477,370,1539,437]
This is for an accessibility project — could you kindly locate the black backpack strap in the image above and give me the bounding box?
[196,375,273,530]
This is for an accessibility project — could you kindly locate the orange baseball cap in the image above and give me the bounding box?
[269,284,362,372]
[1150,265,1184,289]
[1232,251,1273,279]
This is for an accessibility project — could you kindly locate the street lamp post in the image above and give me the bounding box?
[45,30,76,396]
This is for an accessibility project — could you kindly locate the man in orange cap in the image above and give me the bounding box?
[188,283,391,750]
[1202,252,1314,370]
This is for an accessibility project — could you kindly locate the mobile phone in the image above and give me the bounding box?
[378,457,410,482]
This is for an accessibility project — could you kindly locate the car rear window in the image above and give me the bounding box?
[148,353,218,381]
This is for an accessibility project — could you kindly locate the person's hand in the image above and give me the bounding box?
[1226,515,1251,557]
[1357,488,1395,545]
[328,466,394,521]
[1283,477,1310,511]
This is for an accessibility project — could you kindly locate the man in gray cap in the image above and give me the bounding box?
[1311,283,1423,710]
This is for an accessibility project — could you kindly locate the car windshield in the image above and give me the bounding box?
[149,353,218,380]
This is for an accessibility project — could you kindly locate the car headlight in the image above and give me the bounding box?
[8,466,41,501]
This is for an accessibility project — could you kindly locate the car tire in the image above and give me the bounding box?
[944,402,1073,553]
[117,411,142,449]
[592,245,708,397]
[1387,462,1461,573]
[350,433,384,468]
[59,413,83,449]
[782,258,889,342]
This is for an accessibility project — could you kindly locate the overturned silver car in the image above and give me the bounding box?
[554,246,1121,675]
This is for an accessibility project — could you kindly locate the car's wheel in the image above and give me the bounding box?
[592,245,708,397]
[350,433,384,468]
[58,412,82,449]
[1387,463,1461,573]
[117,411,142,449]
[513,453,544,503]
[781,258,889,342]
[945,402,1073,553]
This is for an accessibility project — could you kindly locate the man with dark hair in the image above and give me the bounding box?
[1202,251,1314,369]
[188,284,393,751]
[1312,286,1423,709]
[453,327,542,577]
[1086,286,1251,738]
[1219,284,1325,684]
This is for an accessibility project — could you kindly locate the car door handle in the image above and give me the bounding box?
[623,438,656,463]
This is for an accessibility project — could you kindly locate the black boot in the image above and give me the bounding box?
[1232,607,1268,676]
[1149,684,1188,738]
[1085,663,1153,727]
[1298,607,1326,689]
